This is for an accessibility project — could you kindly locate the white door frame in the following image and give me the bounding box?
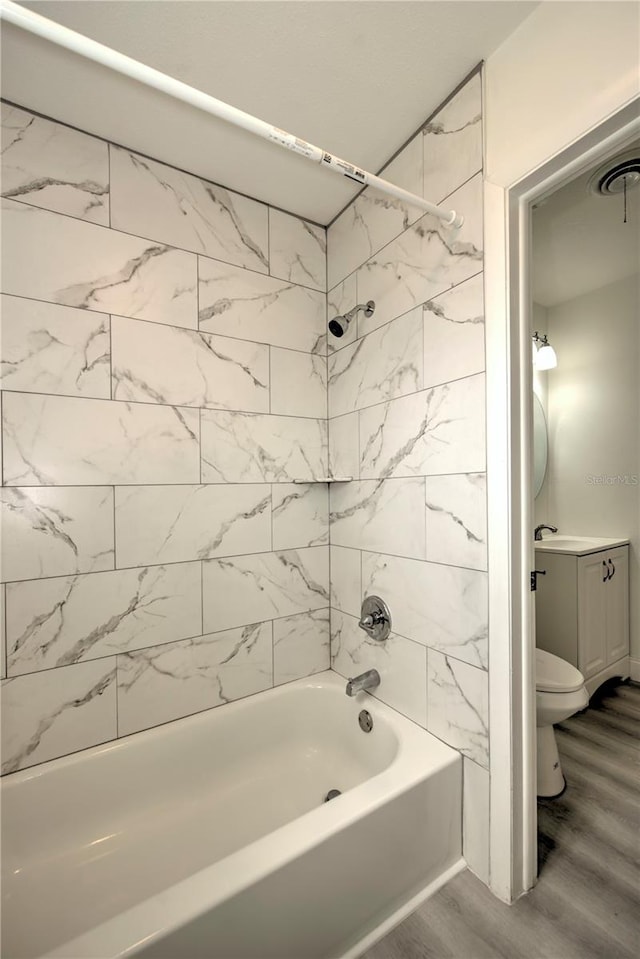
[486,97,640,903]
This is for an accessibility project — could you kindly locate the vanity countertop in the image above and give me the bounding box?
[535,535,630,556]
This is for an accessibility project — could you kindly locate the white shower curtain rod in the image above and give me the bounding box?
[1,0,464,228]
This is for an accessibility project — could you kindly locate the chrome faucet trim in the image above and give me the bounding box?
[358,596,391,642]
[345,669,380,697]
[535,524,558,541]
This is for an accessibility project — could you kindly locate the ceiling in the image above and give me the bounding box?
[1,1,537,224]
[533,141,640,308]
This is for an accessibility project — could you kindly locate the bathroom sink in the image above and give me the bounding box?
[537,536,588,548]
[535,535,630,555]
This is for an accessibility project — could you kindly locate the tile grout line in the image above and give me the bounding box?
[107,142,112,229]
[108,314,114,400]
[198,408,202,486]
[0,385,336,421]
[111,484,117,574]
[3,191,326,295]
[115,649,120,738]
[200,560,204,638]
[1,543,340,586]
[1,268,480,361]
[5,604,333,682]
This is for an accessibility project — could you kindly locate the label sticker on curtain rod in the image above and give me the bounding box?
[321,153,366,183]
[267,127,319,159]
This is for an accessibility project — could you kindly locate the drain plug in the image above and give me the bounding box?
[324,789,342,802]
[358,709,373,733]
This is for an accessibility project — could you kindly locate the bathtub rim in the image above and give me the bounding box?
[4,670,461,959]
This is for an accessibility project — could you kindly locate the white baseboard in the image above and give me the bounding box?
[629,658,640,683]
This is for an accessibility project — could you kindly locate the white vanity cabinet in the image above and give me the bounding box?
[535,537,630,696]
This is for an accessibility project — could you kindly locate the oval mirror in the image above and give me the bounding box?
[533,393,548,498]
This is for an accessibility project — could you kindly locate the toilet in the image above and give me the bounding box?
[536,648,589,797]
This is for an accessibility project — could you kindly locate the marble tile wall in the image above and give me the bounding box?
[326,72,490,880]
[0,101,330,775]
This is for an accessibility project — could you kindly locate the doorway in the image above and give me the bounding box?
[493,97,640,900]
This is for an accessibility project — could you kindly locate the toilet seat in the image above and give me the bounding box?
[536,648,585,693]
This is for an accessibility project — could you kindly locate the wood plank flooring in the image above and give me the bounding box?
[361,681,640,959]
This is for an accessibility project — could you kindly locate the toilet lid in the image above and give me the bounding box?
[536,648,585,693]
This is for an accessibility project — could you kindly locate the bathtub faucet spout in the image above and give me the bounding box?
[345,669,380,697]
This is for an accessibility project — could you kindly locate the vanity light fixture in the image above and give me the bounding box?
[532,331,557,370]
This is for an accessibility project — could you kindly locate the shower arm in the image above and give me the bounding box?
[0,0,464,229]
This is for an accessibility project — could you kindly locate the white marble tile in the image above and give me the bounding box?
[273,608,330,684]
[359,374,486,480]
[423,272,485,388]
[110,147,269,273]
[327,133,424,289]
[327,274,357,354]
[1,198,197,329]
[423,73,482,206]
[356,173,483,336]
[361,552,488,669]
[111,315,269,413]
[2,392,200,486]
[1,658,116,774]
[198,256,326,354]
[117,622,273,736]
[328,413,359,480]
[1,103,109,224]
[269,209,326,292]
[0,295,110,399]
[203,547,329,633]
[270,348,327,419]
[272,484,328,550]
[115,484,271,568]
[201,410,327,484]
[463,757,490,883]
[427,649,489,767]
[328,308,423,417]
[6,563,202,676]
[425,473,487,571]
[0,586,6,679]
[329,478,426,559]
[330,545,362,618]
[1,487,114,583]
[331,609,427,726]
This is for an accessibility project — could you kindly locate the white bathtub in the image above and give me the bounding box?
[1,670,462,959]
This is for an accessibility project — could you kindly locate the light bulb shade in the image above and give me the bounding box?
[535,344,557,370]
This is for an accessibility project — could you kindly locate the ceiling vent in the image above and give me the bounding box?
[588,150,640,197]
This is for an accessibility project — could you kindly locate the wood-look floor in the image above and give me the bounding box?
[361,681,640,959]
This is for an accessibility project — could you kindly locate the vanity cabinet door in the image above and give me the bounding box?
[605,546,630,665]
[577,554,607,680]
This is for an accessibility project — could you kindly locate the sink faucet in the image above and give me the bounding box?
[535,524,558,541]
[345,669,380,697]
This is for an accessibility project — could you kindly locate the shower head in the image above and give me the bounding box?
[328,300,375,338]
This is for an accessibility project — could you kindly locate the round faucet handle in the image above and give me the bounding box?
[357,596,392,641]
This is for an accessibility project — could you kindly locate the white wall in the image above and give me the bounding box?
[485,1,640,190]
[544,274,640,659]
[483,0,640,901]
